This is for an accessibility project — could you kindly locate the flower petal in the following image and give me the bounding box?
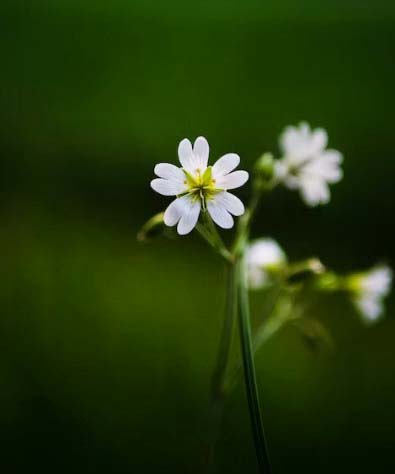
[177,198,201,235]
[280,124,308,159]
[310,128,328,155]
[299,178,330,206]
[150,178,186,196]
[216,170,249,190]
[178,138,198,172]
[247,238,286,267]
[193,136,209,170]
[280,123,327,162]
[214,191,245,216]
[207,200,234,229]
[164,196,190,226]
[361,266,392,296]
[212,153,240,178]
[154,163,186,183]
[248,265,267,290]
[355,294,382,323]
[303,150,343,183]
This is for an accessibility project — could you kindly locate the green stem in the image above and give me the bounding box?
[211,262,237,399]
[232,190,261,258]
[226,287,299,392]
[237,256,272,474]
[196,222,232,262]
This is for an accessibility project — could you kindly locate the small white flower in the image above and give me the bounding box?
[246,238,287,289]
[275,122,343,206]
[151,137,249,235]
[350,265,392,323]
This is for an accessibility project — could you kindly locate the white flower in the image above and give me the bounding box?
[246,238,287,289]
[151,137,249,235]
[350,265,392,323]
[275,122,343,206]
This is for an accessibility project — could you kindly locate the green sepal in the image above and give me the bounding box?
[182,169,198,187]
[202,166,213,186]
[137,212,165,241]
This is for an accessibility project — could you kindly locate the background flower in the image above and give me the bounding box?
[246,238,287,289]
[275,122,343,206]
[350,265,393,323]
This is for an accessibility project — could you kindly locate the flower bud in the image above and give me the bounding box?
[314,272,340,291]
[286,258,325,284]
[253,153,275,190]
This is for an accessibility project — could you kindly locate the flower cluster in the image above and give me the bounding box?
[151,123,344,238]
[246,237,392,325]
[146,123,391,328]
[143,121,391,470]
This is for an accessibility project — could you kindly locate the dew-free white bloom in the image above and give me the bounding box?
[350,265,392,323]
[246,238,287,289]
[151,137,249,235]
[275,122,343,206]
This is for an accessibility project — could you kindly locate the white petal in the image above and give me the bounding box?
[310,128,328,154]
[361,266,392,296]
[214,191,245,216]
[248,265,268,290]
[280,123,327,163]
[280,124,309,160]
[299,178,330,206]
[303,150,343,183]
[247,238,286,267]
[154,163,186,182]
[212,153,240,178]
[178,138,197,172]
[151,178,186,196]
[177,198,201,235]
[355,295,383,323]
[193,136,209,170]
[216,170,249,190]
[164,196,190,226]
[322,149,342,164]
[207,201,234,229]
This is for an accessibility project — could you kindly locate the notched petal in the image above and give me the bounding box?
[216,170,249,190]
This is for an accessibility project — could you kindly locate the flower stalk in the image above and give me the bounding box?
[237,254,272,474]
[211,262,237,399]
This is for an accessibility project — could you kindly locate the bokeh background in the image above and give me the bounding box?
[1,1,395,472]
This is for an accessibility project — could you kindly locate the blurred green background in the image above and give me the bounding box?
[1,1,395,472]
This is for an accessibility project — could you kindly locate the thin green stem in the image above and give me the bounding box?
[196,222,232,262]
[232,190,262,258]
[211,262,237,399]
[204,212,233,260]
[237,256,272,474]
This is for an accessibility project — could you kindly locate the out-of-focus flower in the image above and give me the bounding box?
[348,265,392,323]
[151,137,248,235]
[246,238,287,289]
[275,122,343,206]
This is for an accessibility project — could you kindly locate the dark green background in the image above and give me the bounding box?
[1,1,394,472]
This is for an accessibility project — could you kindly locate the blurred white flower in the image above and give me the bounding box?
[275,122,343,206]
[151,137,248,235]
[350,265,392,323]
[246,238,287,289]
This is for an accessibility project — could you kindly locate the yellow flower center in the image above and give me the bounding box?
[182,166,219,206]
